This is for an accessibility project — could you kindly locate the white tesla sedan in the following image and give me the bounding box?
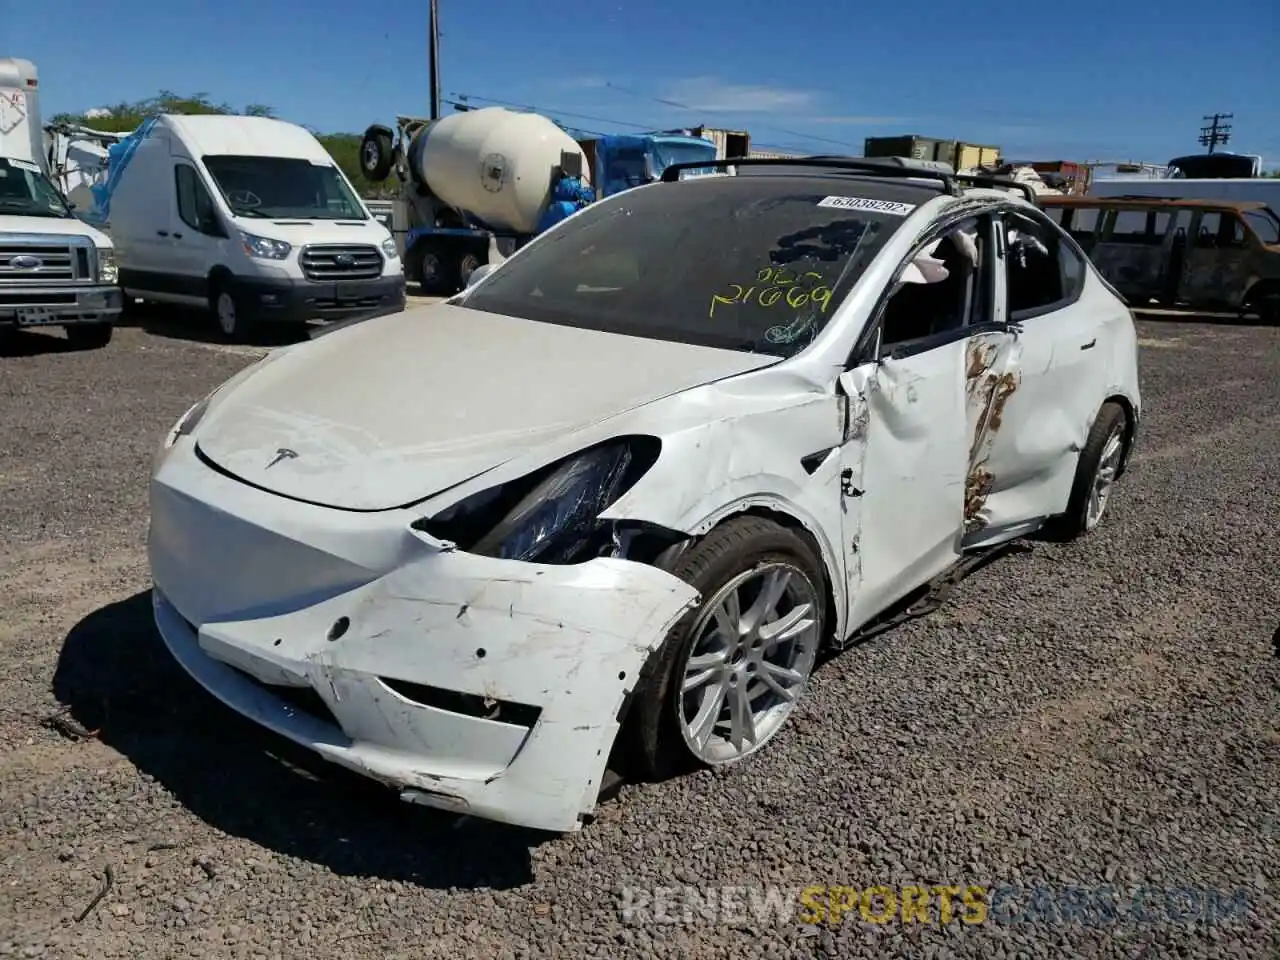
[148,158,1141,832]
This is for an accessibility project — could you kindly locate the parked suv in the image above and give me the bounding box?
[146,157,1141,832]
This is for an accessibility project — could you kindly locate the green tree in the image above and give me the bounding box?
[50,92,385,197]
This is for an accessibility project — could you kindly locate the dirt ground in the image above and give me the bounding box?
[0,308,1276,959]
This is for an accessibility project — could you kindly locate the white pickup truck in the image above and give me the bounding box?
[1,57,121,348]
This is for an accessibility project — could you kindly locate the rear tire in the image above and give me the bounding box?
[65,323,113,349]
[457,250,484,290]
[412,241,455,295]
[1045,401,1128,541]
[618,516,827,781]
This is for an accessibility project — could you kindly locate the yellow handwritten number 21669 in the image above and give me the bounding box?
[709,266,834,318]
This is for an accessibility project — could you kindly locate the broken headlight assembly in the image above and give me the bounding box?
[415,436,661,564]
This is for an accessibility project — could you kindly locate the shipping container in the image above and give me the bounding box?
[863,135,956,164]
[955,142,1001,170]
[864,135,1002,171]
[677,126,751,159]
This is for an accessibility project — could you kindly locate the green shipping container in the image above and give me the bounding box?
[863,136,957,164]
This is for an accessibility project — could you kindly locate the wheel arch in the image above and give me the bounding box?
[643,502,842,654]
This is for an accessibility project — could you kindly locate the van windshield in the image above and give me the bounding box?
[1243,210,1280,245]
[202,155,367,220]
[0,157,72,219]
[457,174,906,357]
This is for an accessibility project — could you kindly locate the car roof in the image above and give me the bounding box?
[659,156,1041,207]
[663,169,951,208]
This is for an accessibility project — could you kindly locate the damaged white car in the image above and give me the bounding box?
[148,157,1141,832]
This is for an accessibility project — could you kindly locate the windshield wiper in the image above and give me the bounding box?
[231,207,271,218]
[0,203,67,218]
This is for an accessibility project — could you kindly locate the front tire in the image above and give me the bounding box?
[65,323,113,349]
[210,280,251,342]
[620,516,826,781]
[1047,401,1128,540]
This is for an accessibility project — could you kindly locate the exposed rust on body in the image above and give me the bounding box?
[963,339,1022,532]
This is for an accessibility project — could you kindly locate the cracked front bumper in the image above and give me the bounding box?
[147,440,699,832]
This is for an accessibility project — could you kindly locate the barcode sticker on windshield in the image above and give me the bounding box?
[8,158,39,172]
[818,196,916,216]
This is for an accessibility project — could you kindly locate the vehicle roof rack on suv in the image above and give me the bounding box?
[659,155,1039,205]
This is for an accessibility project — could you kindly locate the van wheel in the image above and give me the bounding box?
[211,281,251,341]
[65,324,113,349]
[618,516,826,781]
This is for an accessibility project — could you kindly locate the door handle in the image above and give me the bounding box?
[1080,338,1097,350]
[172,232,184,240]
[156,230,168,237]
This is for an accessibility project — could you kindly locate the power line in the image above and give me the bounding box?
[447,90,861,155]
[1198,113,1232,154]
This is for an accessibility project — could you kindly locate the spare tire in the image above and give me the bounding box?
[359,126,395,182]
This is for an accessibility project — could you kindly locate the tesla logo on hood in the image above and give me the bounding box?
[265,448,298,469]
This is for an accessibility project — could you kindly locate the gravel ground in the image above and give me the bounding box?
[0,310,1276,959]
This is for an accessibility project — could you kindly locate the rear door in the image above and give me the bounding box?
[961,207,1109,545]
[1089,206,1167,305]
[1177,209,1255,307]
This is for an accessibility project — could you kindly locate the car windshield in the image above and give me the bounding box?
[202,155,367,220]
[0,157,72,218]
[1243,209,1280,245]
[457,175,906,357]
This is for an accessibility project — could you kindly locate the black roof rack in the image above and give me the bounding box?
[659,155,1039,205]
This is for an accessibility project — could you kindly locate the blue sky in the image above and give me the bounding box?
[13,0,1280,167]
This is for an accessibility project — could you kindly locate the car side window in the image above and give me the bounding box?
[175,165,218,234]
[877,216,989,353]
[1004,210,1084,321]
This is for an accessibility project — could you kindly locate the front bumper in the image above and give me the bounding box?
[0,284,122,328]
[147,440,699,832]
[232,274,406,325]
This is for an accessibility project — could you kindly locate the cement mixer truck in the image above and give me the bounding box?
[359,106,722,294]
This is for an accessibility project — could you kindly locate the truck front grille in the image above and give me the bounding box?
[299,244,383,282]
[0,244,79,282]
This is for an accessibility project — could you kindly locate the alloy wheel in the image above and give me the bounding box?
[677,562,820,764]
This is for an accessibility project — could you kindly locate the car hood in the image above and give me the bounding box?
[226,216,391,246]
[0,214,111,244]
[193,303,778,511]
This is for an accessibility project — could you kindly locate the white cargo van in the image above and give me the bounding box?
[1,57,121,349]
[94,113,405,340]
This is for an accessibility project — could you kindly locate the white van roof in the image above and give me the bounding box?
[160,113,334,164]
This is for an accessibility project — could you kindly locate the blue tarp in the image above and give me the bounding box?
[86,116,156,225]
[593,134,718,196]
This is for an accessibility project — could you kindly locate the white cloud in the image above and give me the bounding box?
[84,107,114,118]
[663,77,817,113]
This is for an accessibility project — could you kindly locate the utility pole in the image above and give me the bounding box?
[428,0,441,121]
[1198,113,1232,154]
